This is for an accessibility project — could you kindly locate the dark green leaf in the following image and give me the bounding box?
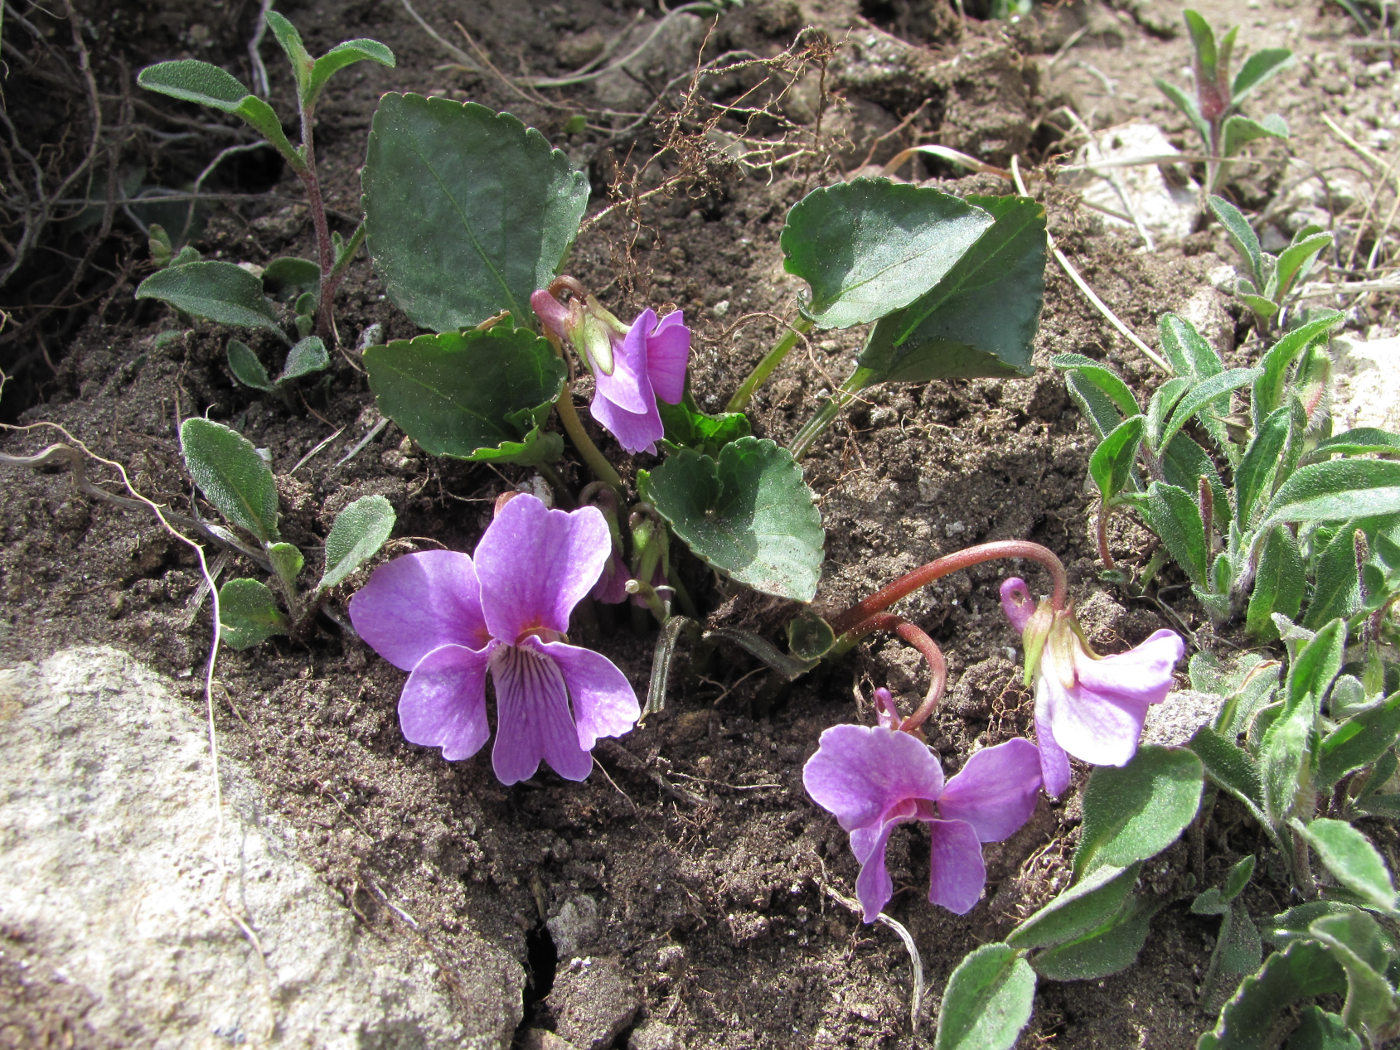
[1306,525,1363,630]
[934,944,1036,1050]
[1051,353,1140,419]
[1007,864,1140,951]
[1260,459,1400,531]
[1285,1007,1363,1050]
[263,256,321,292]
[226,339,274,391]
[136,60,299,165]
[1236,404,1294,527]
[1162,432,1228,524]
[1253,312,1344,421]
[1074,746,1204,877]
[1319,692,1400,787]
[362,94,589,330]
[1089,415,1146,504]
[1189,728,1265,817]
[1232,48,1295,104]
[1158,367,1259,456]
[305,38,395,112]
[1154,77,1210,151]
[1143,481,1209,587]
[1296,818,1398,915]
[363,326,566,461]
[1223,113,1289,159]
[1159,312,1225,380]
[179,417,280,543]
[780,179,994,329]
[1030,894,1157,981]
[318,494,396,591]
[1273,230,1332,302]
[218,577,288,649]
[658,390,751,456]
[137,261,284,337]
[787,611,835,662]
[1247,526,1305,641]
[638,437,825,601]
[856,195,1046,382]
[1309,428,1400,460]
[1199,940,1346,1050]
[1287,618,1345,714]
[279,335,329,383]
[1145,376,1192,451]
[1208,196,1264,288]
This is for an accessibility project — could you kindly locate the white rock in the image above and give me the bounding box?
[0,647,522,1049]
[1331,333,1400,433]
[1069,123,1199,245]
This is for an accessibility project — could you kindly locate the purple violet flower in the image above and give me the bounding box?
[1000,577,1186,797]
[532,290,690,455]
[348,493,640,784]
[804,726,1042,921]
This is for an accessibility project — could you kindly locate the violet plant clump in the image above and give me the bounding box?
[348,493,640,783]
[1000,577,1185,796]
[804,713,1042,919]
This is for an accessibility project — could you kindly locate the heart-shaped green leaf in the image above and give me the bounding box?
[858,195,1046,382]
[137,261,285,337]
[362,94,589,330]
[218,577,288,650]
[934,944,1036,1050]
[137,60,300,166]
[1074,746,1205,877]
[781,179,993,329]
[638,437,824,601]
[318,494,396,591]
[364,325,566,462]
[658,391,751,456]
[179,417,280,544]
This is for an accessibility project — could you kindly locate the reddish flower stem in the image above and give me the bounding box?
[843,613,947,734]
[828,540,1070,638]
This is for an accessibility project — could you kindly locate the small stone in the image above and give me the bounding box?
[548,957,641,1050]
[629,1019,681,1050]
[547,895,601,958]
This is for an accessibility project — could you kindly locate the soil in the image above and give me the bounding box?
[1,0,1394,1047]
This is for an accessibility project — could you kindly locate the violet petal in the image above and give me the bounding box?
[926,818,987,915]
[349,550,488,671]
[938,738,1042,842]
[475,495,610,641]
[398,643,493,760]
[645,310,690,405]
[803,724,944,833]
[541,639,640,749]
[489,641,593,784]
[1034,684,1073,796]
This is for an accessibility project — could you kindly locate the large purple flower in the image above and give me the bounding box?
[1000,577,1185,797]
[532,290,690,455]
[348,494,640,784]
[804,726,1042,921]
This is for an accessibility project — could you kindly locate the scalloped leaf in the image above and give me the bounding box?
[638,437,824,601]
[362,94,589,330]
[781,179,993,329]
[363,325,566,463]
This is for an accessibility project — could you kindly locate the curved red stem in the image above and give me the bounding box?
[828,540,1070,638]
[843,613,947,734]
